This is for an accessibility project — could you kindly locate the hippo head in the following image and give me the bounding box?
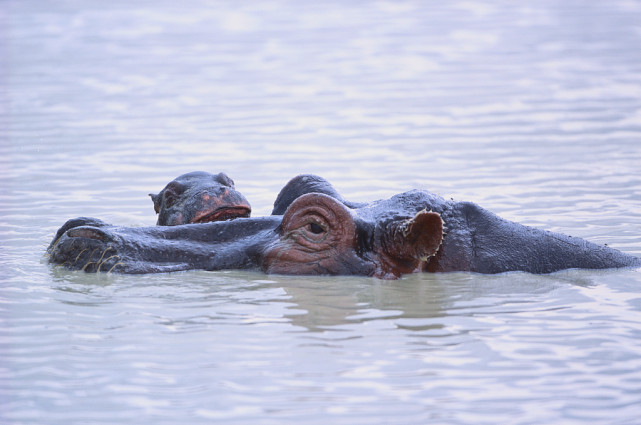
[149,171,251,225]
[263,193,444,279]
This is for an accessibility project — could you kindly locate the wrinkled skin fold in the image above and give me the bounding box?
[47,175,641,279]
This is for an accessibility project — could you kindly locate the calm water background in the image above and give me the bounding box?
[2,1,641,424]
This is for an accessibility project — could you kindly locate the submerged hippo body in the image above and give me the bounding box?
[47,175,640,278]
[150,171,251,225]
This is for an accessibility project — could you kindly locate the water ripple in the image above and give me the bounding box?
[3,0,641,424]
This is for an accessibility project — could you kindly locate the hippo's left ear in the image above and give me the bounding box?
[382,210,443,265]
[149,193,161,214]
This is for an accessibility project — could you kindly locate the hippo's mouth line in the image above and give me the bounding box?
[192,206,251,223]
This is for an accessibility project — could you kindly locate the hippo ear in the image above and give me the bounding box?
[383,210,443,264]
[215,172,235,188]
[149,193,161,214]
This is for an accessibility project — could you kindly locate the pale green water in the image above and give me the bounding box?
[2,1,641,424]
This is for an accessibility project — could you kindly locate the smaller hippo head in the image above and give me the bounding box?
[150,171,251,225]
[263,193,443,279]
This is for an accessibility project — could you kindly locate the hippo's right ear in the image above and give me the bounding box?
[149,193,161,214]
[215,172,235,188]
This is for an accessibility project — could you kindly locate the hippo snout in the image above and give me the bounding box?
[48,218,122,273]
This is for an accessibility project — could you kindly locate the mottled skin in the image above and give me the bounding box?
[150,171,251,225]
[47,174,640,278]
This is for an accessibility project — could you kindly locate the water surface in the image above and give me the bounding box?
[2,1,641,424]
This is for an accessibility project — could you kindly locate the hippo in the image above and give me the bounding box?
[150,171,251,225]
[47,174,640,278]
[46,171,251,258]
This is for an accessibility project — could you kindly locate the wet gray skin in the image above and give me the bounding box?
[48,175,641,278]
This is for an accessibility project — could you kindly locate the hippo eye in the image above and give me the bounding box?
[308,222,325,234]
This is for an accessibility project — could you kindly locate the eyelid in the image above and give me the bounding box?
[289,216,329,244]
[305,215,328,231]
[308,222,325,234]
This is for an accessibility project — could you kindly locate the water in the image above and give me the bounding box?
[2,0,641,423]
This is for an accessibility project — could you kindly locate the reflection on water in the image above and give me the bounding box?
[6,269,639,424]
[3,0,641,423]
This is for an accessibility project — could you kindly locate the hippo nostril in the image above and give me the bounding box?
[67,227,109,241]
